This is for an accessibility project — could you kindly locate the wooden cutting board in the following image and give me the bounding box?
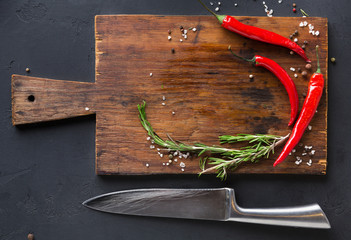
[12,15,328,175]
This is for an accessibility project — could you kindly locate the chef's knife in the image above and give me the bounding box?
[83,188,330,229]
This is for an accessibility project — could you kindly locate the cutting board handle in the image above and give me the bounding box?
[11,74,96,125]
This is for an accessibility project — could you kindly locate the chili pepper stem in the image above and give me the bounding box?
[315,45,321,74]
[197,0,225,23]
[228,45,256,63]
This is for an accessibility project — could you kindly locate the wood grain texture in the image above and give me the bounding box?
[12,15,328,175]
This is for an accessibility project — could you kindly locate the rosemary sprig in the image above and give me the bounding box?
[138,101,288,180]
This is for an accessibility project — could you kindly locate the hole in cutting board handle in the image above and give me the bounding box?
[27,95,35,102]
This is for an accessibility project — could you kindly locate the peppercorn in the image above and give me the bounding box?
[168,154,173,160]
[297,67,302,73]
[302,71,308,77]
[290,51,294,55]
[168,29,172,34]
[171,48,175,54]
[294,30,298,35]
[301,45,306,49]
[289,35,293,39]
[304,40,308,45]
[293,8,297,13]
[330,57,336,63]
[27,233,34,240]
[26,67,30,72]
[305,63,312,70]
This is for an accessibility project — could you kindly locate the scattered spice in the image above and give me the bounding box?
[27,233,34,240]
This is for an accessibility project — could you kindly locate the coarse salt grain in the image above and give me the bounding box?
[210,2,214,5]
[234,3,238,7]
[308,125,312,130]
[215,7,220,12]
[174,158,178,162]
[150,145,155,149]
[162,102,166,106]
[172,111,175,115]
[299,22,304,27]
[150,73,153,77]
[85,107,90,111]
[162,96,166,101]
[294,73,298,78]
[290,67,296,72]
[168,36,171,40]
[180,162,186,168]
[180,39,183,42]
[278,0,282,3]
[294,38,298,42]
[192,28,197,32]
[146,137,150,141]
[146,163,149,167]
[162,163,165,166]
[310,150,316,155]
[181,168,185,172]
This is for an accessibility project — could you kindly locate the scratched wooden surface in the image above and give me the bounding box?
[12,15,328,175]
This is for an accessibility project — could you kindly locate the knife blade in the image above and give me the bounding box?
[82,188,330,229]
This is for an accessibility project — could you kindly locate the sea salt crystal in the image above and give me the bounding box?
[180,162,186,168]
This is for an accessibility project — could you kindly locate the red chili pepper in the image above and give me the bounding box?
[198,0,311,63]
[273,46,324,166]
[229,46,298,126]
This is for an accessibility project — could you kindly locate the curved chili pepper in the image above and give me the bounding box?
[198,0,311,63]
[229,47,298,126]
[273,46,324,166]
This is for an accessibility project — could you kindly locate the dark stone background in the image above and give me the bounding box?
[0,0,350,239]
